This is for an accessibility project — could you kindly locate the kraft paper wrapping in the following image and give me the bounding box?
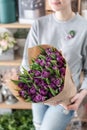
[6,44,77,105]
[28,44,77,105]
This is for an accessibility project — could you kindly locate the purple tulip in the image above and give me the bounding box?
[35,59,41,64]
[39,88,48,96]
[51,77,56,82]
[57,55,65,63]
[47,61,51,66]
[30,86,36,94]
[42,71,50,78]
[34,78,40,84]
[45,62,51,67]
[53,66,58,70]
[40,80,46,87]
[37,80,43,86]
[27,90,31,95]
[28,70,34,73]
[35,71,41,76]
[19,90,25,98]
[50,83,56,89]
[58,64,63,68]
[18,82,24,88]
[57,79,61,85]
[46,57,52,62]
[55,51,61,57]
[60,67,66,76]
[51,78,57,85]
[59,85,64,92]
[43,84,49,89]
[46,48,52,55]
[48,93,53,98]
[33,94,45,102]
[23,84,29,90]
[39,60,45,66]
[56,57,61,61]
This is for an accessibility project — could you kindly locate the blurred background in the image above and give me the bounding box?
[0,0,87,130]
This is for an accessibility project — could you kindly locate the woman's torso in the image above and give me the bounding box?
[33,13,87,89]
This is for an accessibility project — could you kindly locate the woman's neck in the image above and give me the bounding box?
[55,8,75,21]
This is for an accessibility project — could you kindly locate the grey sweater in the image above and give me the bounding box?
[21,13,87,91]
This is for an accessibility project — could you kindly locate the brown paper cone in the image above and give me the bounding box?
[6,78,25,102]
[28,44,77,105]
[44,66,77,105]
[6,44,77,105]
[28,44,51,64]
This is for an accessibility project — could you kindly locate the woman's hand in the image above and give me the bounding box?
[67,89,87,111]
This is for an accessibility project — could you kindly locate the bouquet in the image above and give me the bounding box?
[10,44,76,105]
[0,32,16,55]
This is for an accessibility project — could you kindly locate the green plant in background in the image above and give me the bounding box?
[13,29,29,39]
[0,110,35,130]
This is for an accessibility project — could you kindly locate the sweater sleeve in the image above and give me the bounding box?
[20,21,38,72]
[80,36,87,90]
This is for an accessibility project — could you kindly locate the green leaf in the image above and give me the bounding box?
[14,89,19,91]
[49,87,56,96]
[39,54,46,60]
[50,60,57,64]
[40,66,43,71]
[25,97,31,102]
[11,79,20,85]
[30,63,40,70]
[45,78,50,84]
[55,70,60,77]
[52,47,57,52]
[35,76,43,79]
[38,45,45,54]
[33,83,38,89]
[55,89,59,94]
[19,73,28,78]
[31,58,35,63]
[51,54,56,59]
[22,67,33,79]
[46,67,54,74]
[61,78,64,84]
[19,77,28,84]
[27,80,33,83]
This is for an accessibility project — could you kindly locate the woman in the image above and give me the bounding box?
[21,0,87,130]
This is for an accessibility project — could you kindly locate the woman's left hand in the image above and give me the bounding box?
[67,89,87,110]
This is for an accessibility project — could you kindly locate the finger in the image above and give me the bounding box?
[71,94,79,103]
[67,103,78,110]
[68,99,81,111]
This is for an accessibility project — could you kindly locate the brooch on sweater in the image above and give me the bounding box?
[65,30,76,40]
